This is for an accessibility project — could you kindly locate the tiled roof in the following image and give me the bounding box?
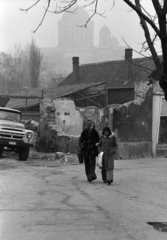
[59,57,156,88]
[6,82,104,109]
[0,97,9,107]
[5,56,157,110]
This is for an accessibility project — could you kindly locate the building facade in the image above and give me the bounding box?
[41,6,126,73]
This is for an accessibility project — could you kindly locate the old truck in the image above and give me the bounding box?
[0,107,34,160]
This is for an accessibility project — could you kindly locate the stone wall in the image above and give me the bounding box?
[116,142,152,159]
[53,98,83,135]
[113,89,153,159]
[40,98,83,136]
[113,89,152,142]
[36,98,82,153]
[81,106,111,134]
[36,90,154,159]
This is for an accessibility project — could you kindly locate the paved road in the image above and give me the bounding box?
[0,157,167,240]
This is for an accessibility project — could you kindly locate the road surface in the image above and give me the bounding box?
[0,156,167,240]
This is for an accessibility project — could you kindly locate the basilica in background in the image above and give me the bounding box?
[41,6,126,74]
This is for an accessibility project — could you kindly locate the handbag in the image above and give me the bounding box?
[96,152,103,168]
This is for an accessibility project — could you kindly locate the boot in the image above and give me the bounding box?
[107,180,113,185]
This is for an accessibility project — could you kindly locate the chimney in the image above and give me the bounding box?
[125,48,133,60]
[125,49,133,79]
[72,57,80,83]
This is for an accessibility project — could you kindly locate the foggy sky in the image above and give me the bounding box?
[0,0,158,58]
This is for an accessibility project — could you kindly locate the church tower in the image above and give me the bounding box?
[99,25,112,48]
[99,25,119,49]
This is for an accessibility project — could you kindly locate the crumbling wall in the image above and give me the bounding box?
[113,88,152,142]
[83,106,100,123]
[35,116,79,153]
[36,99,112,153]
[113,89,153,159]
[35,98,81,153]
[54,98,83,135]
[36,89,153,159]
[81,106,110,134]
[116,142,152,159]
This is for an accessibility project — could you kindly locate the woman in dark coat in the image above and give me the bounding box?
[98,126,117,185]
[79,121,99,183]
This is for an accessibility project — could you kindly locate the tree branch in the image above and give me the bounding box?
[32,0,51,33]
[122,37,154,61]
[135,0,162,73]
[141,5,158,23]
[163,0,167,14]
[48,0,78,14]
[20,0,41,12]
[109,0,116,11]
[82,0,97,8]
[77,0,100,28]
[152,0,162,15]
[123,0,160,37]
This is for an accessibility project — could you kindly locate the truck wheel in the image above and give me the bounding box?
[19,147,30,161]
[0,146,3,157]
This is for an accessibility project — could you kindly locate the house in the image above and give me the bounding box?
[59,49,136,105]
[5,82,107,114]
[59,49,166,158]
[5,48,166,158]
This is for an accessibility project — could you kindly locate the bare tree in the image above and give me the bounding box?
[0,42,53,92]
[123,0,167,100]
[0,45,30,94]
[21,0,167,98]
[29,39,43,88]
[10,44,30,90]
[0,53,11,94]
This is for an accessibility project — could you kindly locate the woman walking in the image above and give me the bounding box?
[79,121,99,183]
[99,127,117,185]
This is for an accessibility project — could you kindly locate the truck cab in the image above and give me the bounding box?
[0,107,34,160]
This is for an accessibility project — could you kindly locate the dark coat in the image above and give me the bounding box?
[79,128,99,157]
[99,135,117,170]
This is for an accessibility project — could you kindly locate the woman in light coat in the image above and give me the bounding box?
[98,127,117,185]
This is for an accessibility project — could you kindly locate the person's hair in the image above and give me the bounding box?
[84,121,95,130]
[102,126,111,135]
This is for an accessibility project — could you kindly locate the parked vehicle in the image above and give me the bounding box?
[0,107,34,160]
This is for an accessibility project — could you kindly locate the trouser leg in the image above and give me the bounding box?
[84,157,89,180]
[85,155,97,181]
[89,155,97,180]
[107,169,113,184]
[101,169,107,182]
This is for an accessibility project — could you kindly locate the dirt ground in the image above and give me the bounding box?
[0,156,167,240]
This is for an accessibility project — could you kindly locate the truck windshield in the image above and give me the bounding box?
[0,110,21,122]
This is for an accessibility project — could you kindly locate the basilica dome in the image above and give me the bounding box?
[59,6,94,26]
[99,25,111,34]
[58,6,94,48]
[99,25,119,49]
